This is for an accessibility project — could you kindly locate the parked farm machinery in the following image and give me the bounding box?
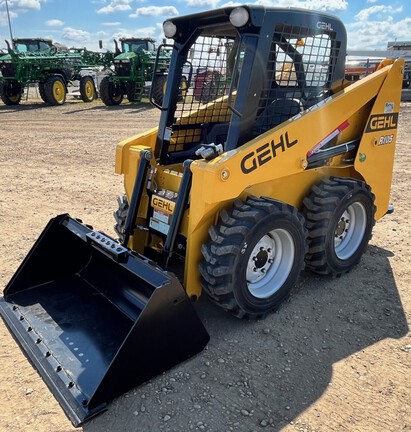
[99,37,174,106]
[0,38,113,105]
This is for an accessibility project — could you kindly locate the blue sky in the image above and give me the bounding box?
[0,0,410,52]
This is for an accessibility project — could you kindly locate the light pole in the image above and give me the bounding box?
[5,0,14,42]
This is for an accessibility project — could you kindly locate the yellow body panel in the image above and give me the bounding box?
[116,59,404,299]
[354,60,404,219]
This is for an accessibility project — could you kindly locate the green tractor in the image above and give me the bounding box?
[0,38,112,106]
[99,37,174,106]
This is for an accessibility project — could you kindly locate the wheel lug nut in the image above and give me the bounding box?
[253,268,257,272]
[268,259,273,264]
[267,248,272,253]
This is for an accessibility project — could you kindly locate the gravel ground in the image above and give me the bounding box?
[0,94,410,432]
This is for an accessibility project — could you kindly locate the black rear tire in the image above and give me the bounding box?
[38,82,48,103]
[200,197,307,319]
[302,177,376,276]
[0,81,22,105]
[153,75,167,106]
[100,76,123,106]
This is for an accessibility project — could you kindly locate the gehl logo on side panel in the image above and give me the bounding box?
[365,113,398,133]
[152,196,175,214]
[240,132,298,174]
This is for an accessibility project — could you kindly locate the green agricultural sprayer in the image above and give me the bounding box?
[0,38,113,105]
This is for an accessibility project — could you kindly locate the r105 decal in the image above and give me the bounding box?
[376,134,394,146]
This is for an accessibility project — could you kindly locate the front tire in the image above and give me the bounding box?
[44,75,66,105]
[0,81,22,105]
[200,197,307,319]
[302,177,376,276]
[100,76,123,106]
[79,76,96,102]
[152,74,167,106]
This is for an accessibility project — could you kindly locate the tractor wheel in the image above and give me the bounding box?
[0,81,22,105]
[99,76,123,106]
[44,75,66,105]
[153,74,167,106]
[302,177,376,276]
[38,82,48,103]
[79,76,96,102]
[113,194,129,243]
[200,197,307,319]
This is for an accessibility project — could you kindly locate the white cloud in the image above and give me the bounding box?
[253,0,348,11]
[355,5,403,21]
[0,0,44,28]
[130,6,178,18]
[111,26,158,39]
[347,3,408,49]
[0,10,17,27]
[187,0,220,8]
[101,21,121,26]
[97,0,133,14]
[8,0,44,10]
[61,27,91,43]
[346,16,411,50]
[98,4,131,13]
[46,19,65,27]
[219,1,242,7]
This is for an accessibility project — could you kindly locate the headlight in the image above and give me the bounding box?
[163,21,177,38]
[229,7,250,27]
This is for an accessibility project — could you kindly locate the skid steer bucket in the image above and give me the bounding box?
[0,214,209,427]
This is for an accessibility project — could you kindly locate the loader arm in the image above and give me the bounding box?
[183,59,403,299]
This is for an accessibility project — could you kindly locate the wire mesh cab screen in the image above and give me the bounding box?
[168,34,238,154]
[164,21,339,157]
[255,24,338,136]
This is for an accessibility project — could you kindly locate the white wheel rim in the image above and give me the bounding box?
[246,228,295,299]
[334,202,367,260]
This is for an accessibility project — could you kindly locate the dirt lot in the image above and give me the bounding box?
[0,94,410,432]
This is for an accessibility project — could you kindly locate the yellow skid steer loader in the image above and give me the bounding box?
[0,6,404,426]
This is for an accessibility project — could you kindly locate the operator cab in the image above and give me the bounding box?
[152,6,346,164]
[12,38,53,53]
[121,38,156,54]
